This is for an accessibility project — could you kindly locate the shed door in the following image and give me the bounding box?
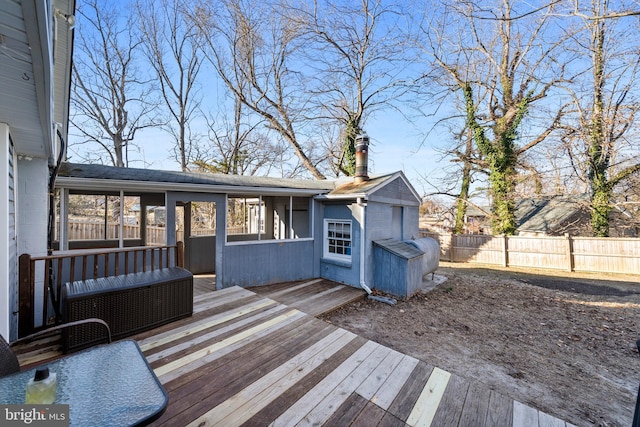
[391,206,403,240]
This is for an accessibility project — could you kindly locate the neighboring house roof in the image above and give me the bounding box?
[464,205,491,218]
[515,195,590,235]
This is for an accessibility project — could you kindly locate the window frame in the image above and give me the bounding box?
[323,219,353,261]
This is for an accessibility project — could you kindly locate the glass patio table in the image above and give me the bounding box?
[0,340,167,426]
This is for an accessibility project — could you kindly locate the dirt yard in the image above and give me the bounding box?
[321,263,640,427]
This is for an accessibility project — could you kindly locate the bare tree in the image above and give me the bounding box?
[560,0,640,236]
[189,0,327,179]
[193,94,286,176]
[70,0,158,167]
[291,0,411,175]
[136,0,205,171]
[417,0,569,235]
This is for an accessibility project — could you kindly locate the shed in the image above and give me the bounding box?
[373,239,424,299]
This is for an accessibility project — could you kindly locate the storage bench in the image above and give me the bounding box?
[61,267,193,352]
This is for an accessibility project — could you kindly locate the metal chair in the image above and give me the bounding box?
[0,318,112,378]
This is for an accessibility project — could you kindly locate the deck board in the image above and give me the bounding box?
[430,374,469,427]
[242,335,369,426]
[249,279,365,316]
[12,281,573,427]
[458,381,492,427]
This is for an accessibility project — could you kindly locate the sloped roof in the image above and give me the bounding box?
[56,162,422,202]
[321,171,422,204]
[373,239,424,260]
[58,162,334,192]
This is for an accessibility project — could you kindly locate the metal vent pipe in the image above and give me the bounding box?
[354,134,370,183]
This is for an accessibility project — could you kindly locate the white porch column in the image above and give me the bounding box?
[0,123,12,340]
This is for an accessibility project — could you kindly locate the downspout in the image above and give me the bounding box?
[357,197,371,294]
[357,196,396,305]
[47,127,66,322]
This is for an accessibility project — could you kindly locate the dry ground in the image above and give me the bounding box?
[321,263,640,427]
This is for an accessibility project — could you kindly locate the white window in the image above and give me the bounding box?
[324,219,352,260]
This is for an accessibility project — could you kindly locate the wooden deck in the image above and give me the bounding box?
[14,280,575,426]
[248,278,366,316]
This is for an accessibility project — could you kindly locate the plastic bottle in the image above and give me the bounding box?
[25,367,57,404]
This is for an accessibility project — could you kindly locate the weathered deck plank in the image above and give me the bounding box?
[430,374,469,427]
[457,381,492,427]
[486,389,514,427]
[406,367,452,426]
[250,279,365,316]
[387,361,435,422]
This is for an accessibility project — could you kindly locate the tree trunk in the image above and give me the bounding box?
[454,130,473,234]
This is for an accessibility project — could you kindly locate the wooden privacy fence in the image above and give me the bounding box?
[18,243,184,338]
[420,230,640,275]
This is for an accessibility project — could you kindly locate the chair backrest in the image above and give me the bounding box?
[0,334,20,377]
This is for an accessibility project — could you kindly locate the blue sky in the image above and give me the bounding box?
[130,106,444,198]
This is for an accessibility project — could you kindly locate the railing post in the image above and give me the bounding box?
[177,241,184,268]
[18,254,34,338]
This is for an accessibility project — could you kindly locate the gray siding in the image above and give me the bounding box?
[223,240,315,288]
[186,235,216,274]
[373,244,423,298]
[8,139,17,340]
[367,177,420,206]
[363,202,420,291]
[319,204,361,287]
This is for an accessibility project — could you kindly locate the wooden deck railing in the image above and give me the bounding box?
[18,243,184,338]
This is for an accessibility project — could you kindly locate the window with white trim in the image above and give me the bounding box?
[324,219,352,260]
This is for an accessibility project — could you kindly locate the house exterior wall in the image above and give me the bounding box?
[363,201,420,290]
[319,176,421,291]
[17,157,49,331]
[319,203,362,287]
[367,176,421,207]
[223,239,316,287]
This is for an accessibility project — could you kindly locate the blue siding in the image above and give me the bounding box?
[320,204,361,287]
[223,240,315,287]
[373,240,424,298]
[368,176,420,206]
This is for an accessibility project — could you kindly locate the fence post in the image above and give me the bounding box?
[449,234,455,262]
[565,233,574,272]
[502,235,509,267]
[18,254,34,338]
